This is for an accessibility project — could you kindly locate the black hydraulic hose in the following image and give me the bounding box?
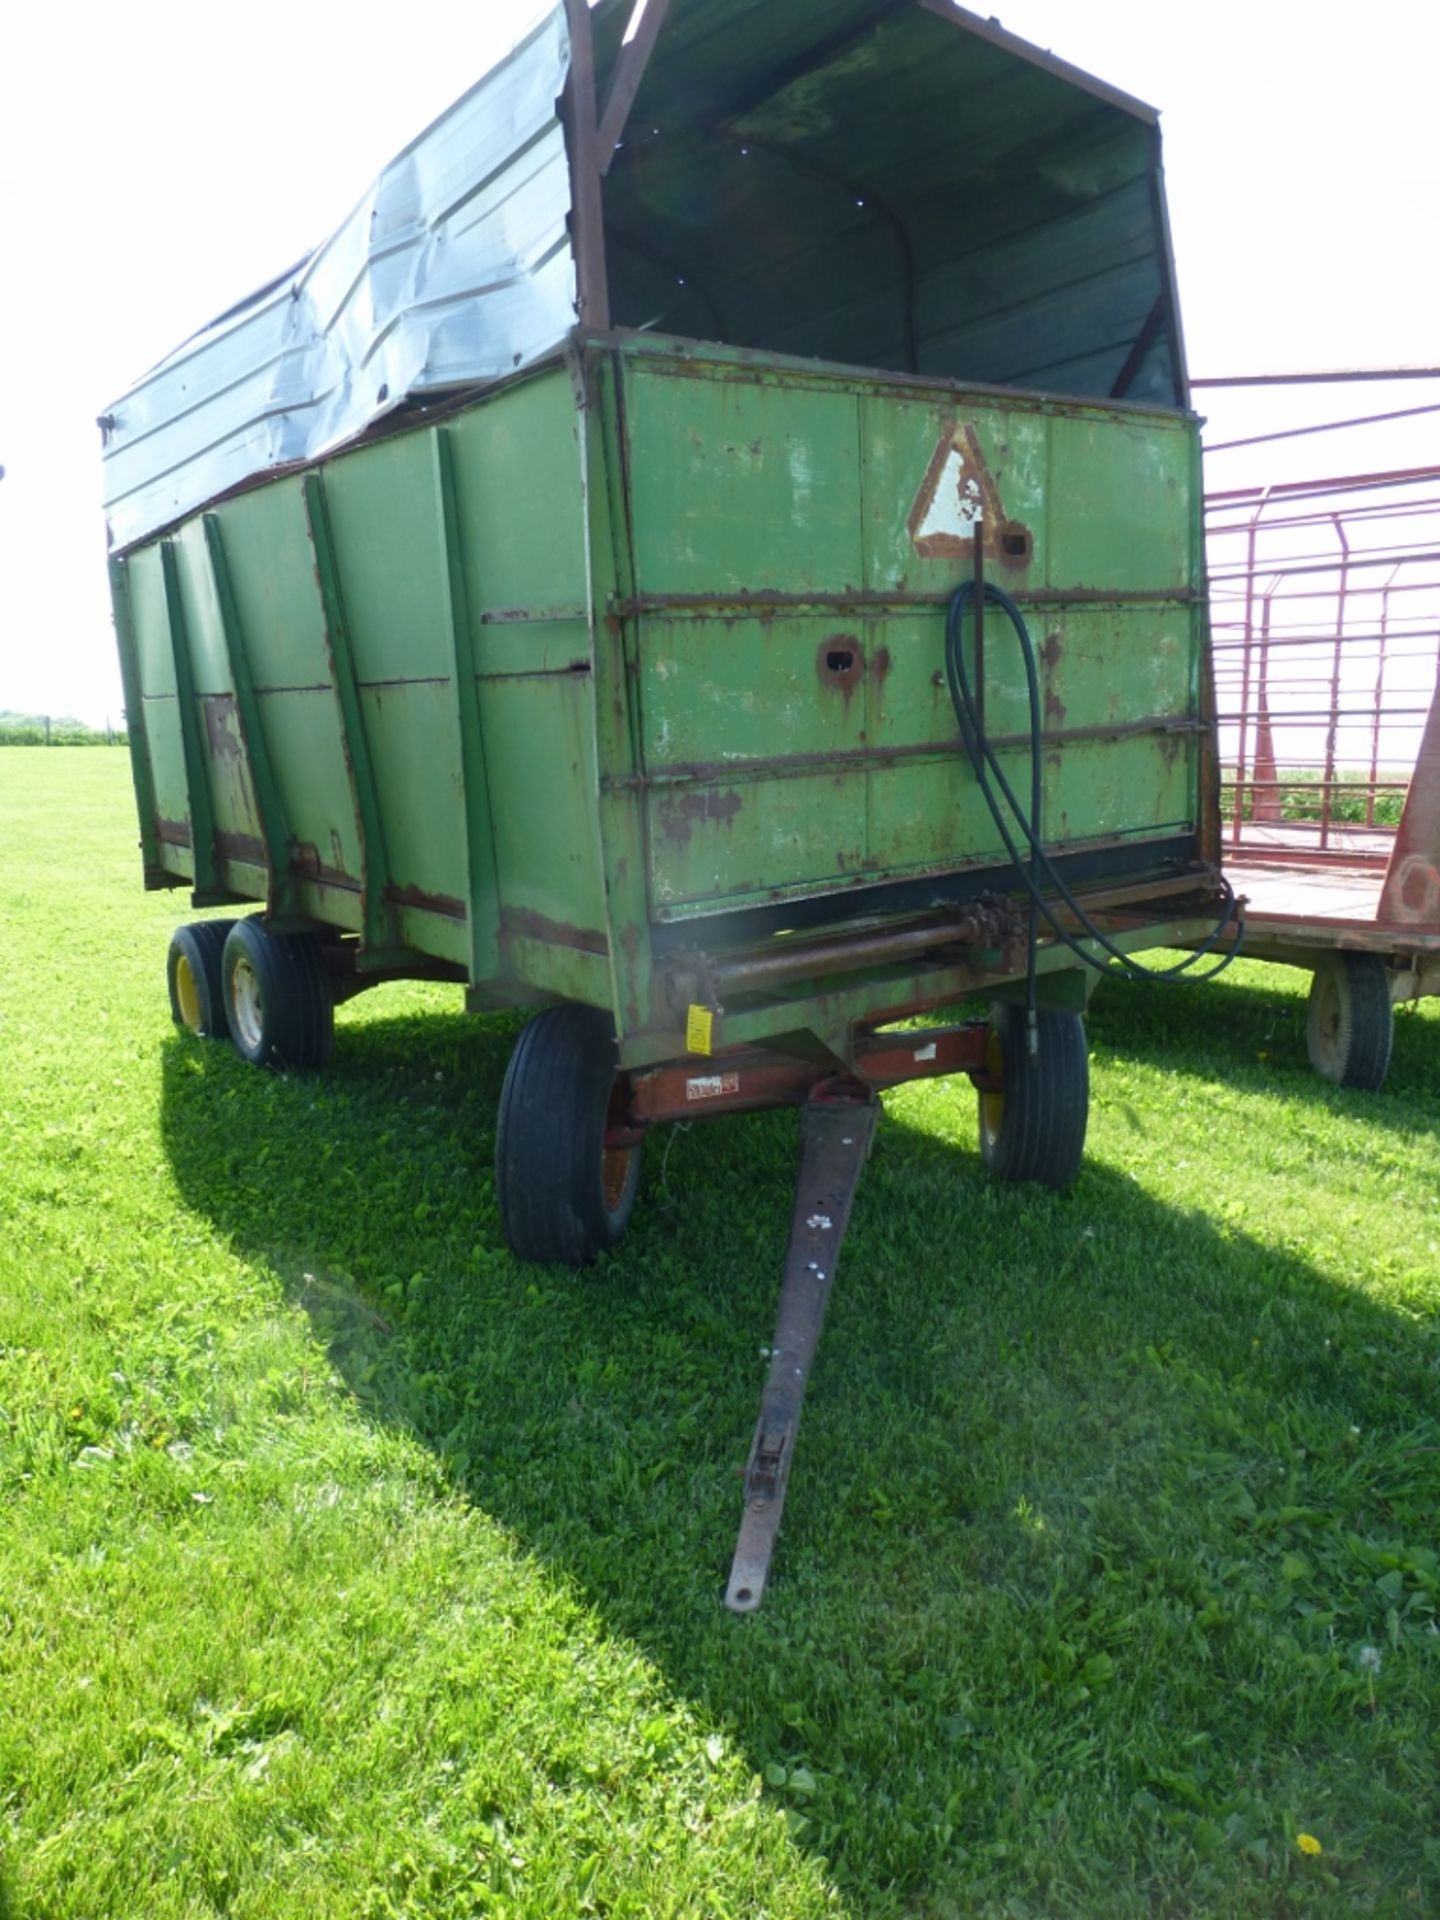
[944,579,1245,985]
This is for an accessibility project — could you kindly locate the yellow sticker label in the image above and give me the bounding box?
[686,1004,715,1056]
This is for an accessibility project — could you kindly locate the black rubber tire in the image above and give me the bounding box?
[167,919,236,1039]
[1306,951,1393,1090]
[220,918,334,1071]
[977,1000,1089,1189]
[495,1003,643,1266]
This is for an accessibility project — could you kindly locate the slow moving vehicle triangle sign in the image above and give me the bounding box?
[907,423,1009,561]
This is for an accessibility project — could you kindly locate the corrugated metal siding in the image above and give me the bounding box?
[101,5,573,551]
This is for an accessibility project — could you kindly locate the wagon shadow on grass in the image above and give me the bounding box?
[1087,960,1440,1134]
[158,1000,1439,1914]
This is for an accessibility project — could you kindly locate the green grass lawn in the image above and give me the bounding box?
[2,752,1437,1919]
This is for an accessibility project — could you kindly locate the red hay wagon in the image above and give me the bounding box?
[1204,440,1440,1088]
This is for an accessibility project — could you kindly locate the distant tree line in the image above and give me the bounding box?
[0,711,127,746]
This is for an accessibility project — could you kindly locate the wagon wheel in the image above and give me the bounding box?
[1306,951,1393,1090]
[167,919,236,1039]
[220,918,334,1071]
[977,1000,1089,1189]
[495,1003,643,1266]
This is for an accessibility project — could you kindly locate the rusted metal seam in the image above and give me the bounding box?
[472,663,593,683]
[353,675,452,691]
[384,883,468,923]
[601,715,1208,791]
[647,830,1197,924]
[479,603,590,624]
[611,588,1201,614]
[502,906,610,956]
[600,330,1197,425]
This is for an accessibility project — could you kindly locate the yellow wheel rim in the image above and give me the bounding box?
[175,952,202,1032]
[980,1025,1005,1140]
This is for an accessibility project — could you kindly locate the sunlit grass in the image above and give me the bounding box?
[2,752,1437,1918]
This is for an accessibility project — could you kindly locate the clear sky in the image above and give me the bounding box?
[2,0,1437,724]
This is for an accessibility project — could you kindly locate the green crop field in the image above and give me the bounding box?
[3,752,1438,1919]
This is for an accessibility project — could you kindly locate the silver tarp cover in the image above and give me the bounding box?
[101,5,573,551]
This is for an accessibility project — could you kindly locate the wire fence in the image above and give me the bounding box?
[1205,461,1440,865]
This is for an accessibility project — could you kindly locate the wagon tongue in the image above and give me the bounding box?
[724,1087,880,1615]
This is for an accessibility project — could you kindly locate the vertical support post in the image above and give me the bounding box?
[1253,591,1280,821]
[432,427,502,984]
[1234,495,1267,849]
[596,0,672,172]
[1366,576,1395,829]
[1145,125,1190,410]
[302,470,393,952]
[582,345,656,1040]
[158,540,219,899]
[1321,512,1350,851]
[202,514,297,919]
[108,554,165,885]
[562,0,611,331]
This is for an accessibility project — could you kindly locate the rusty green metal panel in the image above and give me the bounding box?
[639,615,868,769]
[208,477,365,928]
[1046,413,1195,590]
[448,363,614,1002]
[166,518,271,903]
[445,369,589,623]
[624,367,864,595]
[111,332,1212,1059]
[614,342,1202,921]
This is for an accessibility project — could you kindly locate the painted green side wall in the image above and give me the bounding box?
[617,346,1200,918]
[113,334,1207,1049]
[117,366,610,1002]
